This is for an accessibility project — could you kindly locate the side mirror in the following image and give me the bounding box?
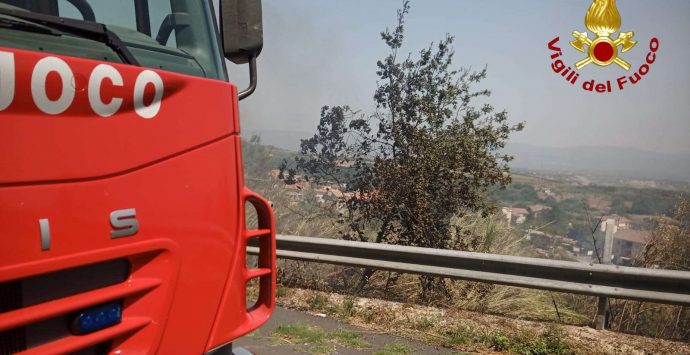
[220,0,263,100]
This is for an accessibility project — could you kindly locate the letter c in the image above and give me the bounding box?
[0,51,15,111]
[31,57,75,115]
[88,64,124,117]
[133,70,163,119]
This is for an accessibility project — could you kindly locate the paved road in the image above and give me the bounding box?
[235,307,453,354]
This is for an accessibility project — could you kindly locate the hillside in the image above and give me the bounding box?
[507,143,690,182]
[243,129,690,182]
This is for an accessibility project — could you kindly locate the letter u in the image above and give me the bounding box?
[629,73,641,84]
[0,51,15,111]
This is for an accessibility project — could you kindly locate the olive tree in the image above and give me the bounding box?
[283,1,524,293]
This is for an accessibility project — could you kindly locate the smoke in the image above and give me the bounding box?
[210,0,690,157]
[224,1,373,135]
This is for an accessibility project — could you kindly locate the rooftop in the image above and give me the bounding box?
[613,229,650,244]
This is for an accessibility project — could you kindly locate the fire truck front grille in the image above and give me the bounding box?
[0,243,174,354]
[0,281,24,354]
[0,327,25,355]
[0,281,22,314]
[0,260,128,354]
[0,259,129,314]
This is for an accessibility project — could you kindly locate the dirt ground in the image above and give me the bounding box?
[274,287,690,354]
[235,306,454,354]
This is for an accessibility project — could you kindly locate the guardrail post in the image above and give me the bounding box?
[595,295,608,330]
[595,219,615,330]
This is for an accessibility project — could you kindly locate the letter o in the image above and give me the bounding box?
[650,37,659,52]
[89,64,124,117]
[133,70,163,119]
[32,57,75,115]
[639,63,649,76]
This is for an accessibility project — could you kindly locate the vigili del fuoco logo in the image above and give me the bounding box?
[547,0,659,93]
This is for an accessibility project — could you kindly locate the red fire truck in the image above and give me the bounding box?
[0,0,275,353]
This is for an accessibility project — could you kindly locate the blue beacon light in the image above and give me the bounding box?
[72,301,122,335]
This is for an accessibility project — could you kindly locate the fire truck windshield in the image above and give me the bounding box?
[0,0,226,80]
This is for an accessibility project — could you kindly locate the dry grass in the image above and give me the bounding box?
[245,179,346,238]
[272,287,690,354]
[271,323,370,351]
[246,173,690,344]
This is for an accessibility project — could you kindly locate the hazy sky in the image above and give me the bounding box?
[225,0,690,155]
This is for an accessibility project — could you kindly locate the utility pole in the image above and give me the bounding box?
[595,218,615,330]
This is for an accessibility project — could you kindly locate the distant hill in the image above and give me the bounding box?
[506,143,690,182]
[244,128,310,151]
[243,129,690,182]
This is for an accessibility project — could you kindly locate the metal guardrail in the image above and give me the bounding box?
[248,235,690,306]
